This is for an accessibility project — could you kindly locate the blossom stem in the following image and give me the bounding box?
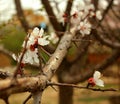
[13,35,29,78]
[41,47,52,57]
[38,47,43,74]
[86,83,90,88]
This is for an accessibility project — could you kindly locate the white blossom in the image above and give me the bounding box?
[78,20,92,36]
[93,71,104,87]
[23,49,39,64]
[38,36,50,46]
[14,27,50,65]
[113,0,119,5]
[48,32,59,44]
[31,27,40,37]
[98,0,108,10]
[96,10,102,20]
[12,54,17,61]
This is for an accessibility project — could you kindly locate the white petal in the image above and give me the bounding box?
[12,54,17,61]
[23,49,39,64]
[93,71,101,80]
[27,36,35,46]
[96,11,102,20]
[33,54,39,64]
[39,28,44,37]
[32,27,39,36]
[38,38,50,46]
[95,79,104,87]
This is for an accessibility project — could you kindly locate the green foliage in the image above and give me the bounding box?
[0,24,26,53]
[40,48,50,63]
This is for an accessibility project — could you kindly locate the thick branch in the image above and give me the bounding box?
[41,0,63,33]
[65,0,73,15]
[100,0,114,22]
[0,75,47,98]
[92,0,98,10]
[64,0,73,29]
[32,91,43,104]
[14,0,29,32]
[42,27,77,80]
[0,26,77,97]
[62,50,120,83]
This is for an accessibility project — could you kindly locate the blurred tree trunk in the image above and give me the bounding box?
[58,76,73,104]
[57,60,73,104]
[109,95,120,104]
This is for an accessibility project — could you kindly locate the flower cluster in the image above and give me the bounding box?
[88,71,104,87]
[13,27,50,65]
[60,0,116,37]
[70,1,102,37]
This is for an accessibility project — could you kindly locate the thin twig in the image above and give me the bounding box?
[100,0,114,22]
[23,94,32,104]
[41,47,52,57]
[111,7,120,20]
[48,82,119,92]
[38,46,43,73]
[13,35,29,77]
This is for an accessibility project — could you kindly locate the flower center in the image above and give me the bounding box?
[88,77,95,86]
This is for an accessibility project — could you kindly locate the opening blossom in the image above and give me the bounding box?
[78,19,92,37]
[88,71,104,87]
[70,2,102,37]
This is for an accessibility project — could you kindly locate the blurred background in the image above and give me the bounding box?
[0,0,120,104]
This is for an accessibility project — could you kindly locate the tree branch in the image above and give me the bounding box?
[62,50,120,83]
[0,26,77,98]
[42,26,77,80]
[64,0,73,29]
[0,75,47,98]
[48,82,119,92]
[93,29,120,49]
[41,0,63,34]
[32,91,43,104]
[23,94,32,104]
[14,0,29,32]
[100,0,114,22]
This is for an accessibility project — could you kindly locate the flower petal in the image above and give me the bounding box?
[38,38,50,46]
[32,27,39,36]
[39,28,44,37]
[95,79,104,87]
[12,54,17,61]
[93,71,101,80]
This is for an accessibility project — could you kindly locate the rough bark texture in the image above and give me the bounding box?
[0,26,77,99]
